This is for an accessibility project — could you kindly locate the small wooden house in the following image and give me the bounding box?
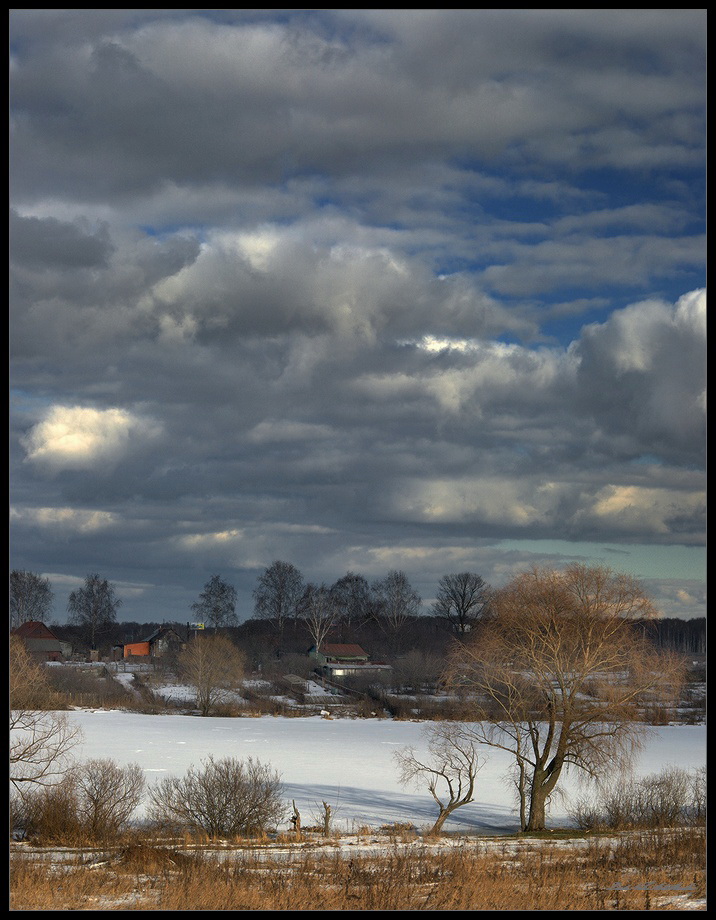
[11,621,64,662]
[123,625,185,659]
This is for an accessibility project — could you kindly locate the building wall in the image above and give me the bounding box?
[124,641,151,658]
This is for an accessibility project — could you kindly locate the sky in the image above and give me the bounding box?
[9,9,706,624]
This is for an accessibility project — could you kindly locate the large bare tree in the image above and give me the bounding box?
[330,572,372,636]
[432,572,491,634]
[10,637,82,795]
[67,573,122,651]
[446,564,685,831]
[178,633,246,716]
[252,561,305,648]
[371,570,422,654]
[10,570,54,630]
[300,583,337,652]
[191,574,238,628]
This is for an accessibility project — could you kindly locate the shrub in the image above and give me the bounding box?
[75,759,146,841]
[572,766,706,830]
[11,776,83,844]
[13,759,145,844]
[147,755,285,838]
[45,664,134,709]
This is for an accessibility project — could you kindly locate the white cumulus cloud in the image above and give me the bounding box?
[21,405,162,473]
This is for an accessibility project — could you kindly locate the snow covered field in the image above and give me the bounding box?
[60,710,706,835]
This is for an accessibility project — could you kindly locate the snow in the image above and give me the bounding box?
[56,710,706,835]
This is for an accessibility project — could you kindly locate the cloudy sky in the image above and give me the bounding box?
[10,9,706,624]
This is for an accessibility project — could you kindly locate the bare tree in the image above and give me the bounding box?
[252,561,305,648]
[178,633,246,716]
[392,649,444,694]
[371,570,422,654]
[10,637,82,795]
[433,572,491,634]
[330,572,372,635]
[67,573,122,650]
[300,582,337,651]
[10,570,54,630]
[395,722,483,836]
[75,759,146,841]
[148,755,285,838]
[446,564,685,831]
[191,574,238,628]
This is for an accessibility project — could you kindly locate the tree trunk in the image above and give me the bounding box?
[526,788,547,831]
[291,800,301,841]
[517,758,527,831]
[321,801,332,837]
[429,808,450,836]
[526,760,563,831]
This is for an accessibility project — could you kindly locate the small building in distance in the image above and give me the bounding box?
[309,642,392,680]
[11,621,65,662]
[123,625,185,659]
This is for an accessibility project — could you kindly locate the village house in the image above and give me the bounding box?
[11,621,66,662]
[123,625,185,659]
[308,642,392,680]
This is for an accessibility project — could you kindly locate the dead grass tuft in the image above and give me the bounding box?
[10,826,705,911]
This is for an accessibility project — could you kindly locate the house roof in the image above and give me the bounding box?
[143,626,183,643]
[12,621,60,642]
[320,643,368,659]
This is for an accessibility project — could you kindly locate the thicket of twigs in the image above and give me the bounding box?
[570,766,707,831]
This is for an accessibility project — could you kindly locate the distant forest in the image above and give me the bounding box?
[636,617,706,655]
[51,613,706,662]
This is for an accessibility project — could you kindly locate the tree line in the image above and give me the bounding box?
[9,565,492,654]
[10,564,705,662]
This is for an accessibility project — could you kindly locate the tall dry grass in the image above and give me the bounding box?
[10,827,705,911]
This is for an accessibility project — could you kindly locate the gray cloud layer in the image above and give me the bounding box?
[10,10,705,621]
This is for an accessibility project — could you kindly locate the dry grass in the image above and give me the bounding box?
[10,826,705,911]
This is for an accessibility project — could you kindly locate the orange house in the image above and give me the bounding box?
[123,641,151,658]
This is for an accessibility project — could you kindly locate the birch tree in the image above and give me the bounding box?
[10,570,54,630]
[67,573,122,650]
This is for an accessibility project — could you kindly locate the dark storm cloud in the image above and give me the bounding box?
[10,9,705,205]
[10,210,113,269]
[9,10,705,622]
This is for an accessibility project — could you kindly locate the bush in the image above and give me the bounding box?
[572,766,706,830]
[12,777,83,844]
[10,637,61,710]
[75,759,146,841]
[147,755,285,838]
[45,664,134,709]
[13,759,145,844]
